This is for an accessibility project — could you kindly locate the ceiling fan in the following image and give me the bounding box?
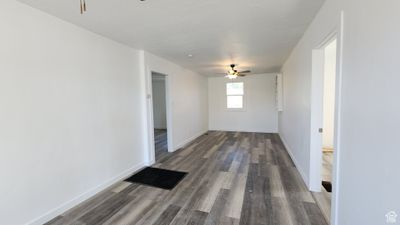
[224,64,251,79]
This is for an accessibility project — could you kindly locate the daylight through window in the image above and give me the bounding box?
[226,82,244,109]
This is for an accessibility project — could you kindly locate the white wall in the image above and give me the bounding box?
[152,76,167,129]
[144,52,208,150]
[279,0,400,224]
[322,40,337,149]
[0,1,148,225]
[0,2,209,224]
[208,74,278,133]
[0,1,210,224]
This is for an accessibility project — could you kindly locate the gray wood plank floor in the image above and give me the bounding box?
[45,131,328,225]
[154,129,169,161]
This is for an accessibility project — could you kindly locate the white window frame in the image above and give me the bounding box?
[226,81,246,111]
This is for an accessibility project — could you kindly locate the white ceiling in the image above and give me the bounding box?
[19,0,325,76]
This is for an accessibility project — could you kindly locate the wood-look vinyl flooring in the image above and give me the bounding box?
[312,152,333,223]
[46,131,328,225]
[321,152,333,182]
[154,129,169,161]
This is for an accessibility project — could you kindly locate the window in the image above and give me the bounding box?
[226,82,244,109]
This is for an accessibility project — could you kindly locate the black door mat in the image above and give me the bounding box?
[125,167,187,190]
[322,181,332,192]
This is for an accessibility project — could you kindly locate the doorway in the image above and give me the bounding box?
[321,39,337,190]
[151,72,169,161]
[310,36,338,223]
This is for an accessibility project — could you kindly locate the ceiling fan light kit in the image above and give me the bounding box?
[224,64,251,79]
[225,74,238,79]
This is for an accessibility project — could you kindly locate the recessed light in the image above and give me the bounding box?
[188,54,193,58]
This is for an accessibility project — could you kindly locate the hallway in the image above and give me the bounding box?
[46,131,327,225]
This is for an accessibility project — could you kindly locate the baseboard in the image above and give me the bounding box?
[279,133,310,189]
[208,128,278,133]
[174,130,208,151]
[26,162,146,225]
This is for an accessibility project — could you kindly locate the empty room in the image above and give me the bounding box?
[1,0,399,225]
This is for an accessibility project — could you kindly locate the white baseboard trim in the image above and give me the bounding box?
[26,162,146,225]
[279,133,310,190]
[174,130,208,151]
[208,129,278,133]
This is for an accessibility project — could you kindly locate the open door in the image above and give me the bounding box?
[310,37,338,223]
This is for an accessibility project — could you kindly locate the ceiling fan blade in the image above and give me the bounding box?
[238,70,251,73]
[237,74,247,77]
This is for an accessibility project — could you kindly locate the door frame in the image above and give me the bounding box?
[309,11,344,225]
[310,34,337,192]
[145,71,173,165]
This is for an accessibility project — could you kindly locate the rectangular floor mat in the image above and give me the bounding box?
[125,167,187,190]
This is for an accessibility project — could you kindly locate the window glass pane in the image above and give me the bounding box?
[227,96,243,109]
[227,82,244,95]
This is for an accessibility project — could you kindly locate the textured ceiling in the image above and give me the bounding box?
[19,0,325,76]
